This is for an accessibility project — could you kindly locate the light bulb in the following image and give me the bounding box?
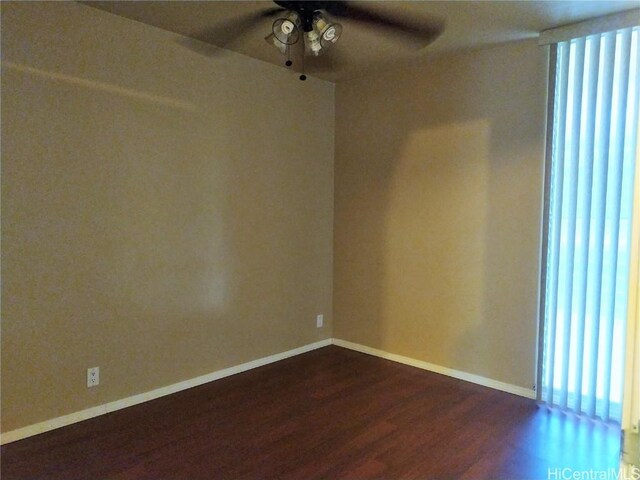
[304,30,323,56]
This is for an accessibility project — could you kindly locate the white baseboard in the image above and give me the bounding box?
[1,337,535,445]
[332,338,536,400]
[0,339,332,445]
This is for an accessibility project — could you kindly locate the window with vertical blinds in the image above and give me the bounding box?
[540,25,639,422]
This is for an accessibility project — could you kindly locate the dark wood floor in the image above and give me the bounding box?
[2,346,621,479]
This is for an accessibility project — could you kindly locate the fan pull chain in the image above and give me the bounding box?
[285,45,292,67]
[299,51,306,81]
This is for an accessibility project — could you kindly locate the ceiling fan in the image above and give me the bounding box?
[186,1,445,81]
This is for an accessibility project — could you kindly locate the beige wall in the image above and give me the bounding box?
[334,40,548,389]
[1,2,334,432]
[2,1,549,435]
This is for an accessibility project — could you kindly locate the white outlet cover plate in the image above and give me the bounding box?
[87,367,100,387]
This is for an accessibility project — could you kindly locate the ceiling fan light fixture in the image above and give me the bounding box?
[304,29,323,56]
[314,16,342,48]
[272,12,301,45]
[304,13,342,56]
[266,12,301,55]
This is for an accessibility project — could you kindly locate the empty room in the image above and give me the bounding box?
[2,1,640,479]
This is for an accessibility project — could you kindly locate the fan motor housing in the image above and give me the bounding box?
[274,1,329,31]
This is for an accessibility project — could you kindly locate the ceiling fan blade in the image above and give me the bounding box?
[323,2,444,46]
[180,6,286,55]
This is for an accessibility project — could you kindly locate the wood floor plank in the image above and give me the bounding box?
[1,346,621,479]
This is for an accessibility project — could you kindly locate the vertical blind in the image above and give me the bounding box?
[541,25,640,422]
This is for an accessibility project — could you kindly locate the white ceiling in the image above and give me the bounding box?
[85,1,639,82]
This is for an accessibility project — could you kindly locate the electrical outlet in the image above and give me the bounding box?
[87,367,99,388]
[316,314,323,328]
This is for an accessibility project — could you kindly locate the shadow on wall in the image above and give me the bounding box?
[333,39,547,388]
